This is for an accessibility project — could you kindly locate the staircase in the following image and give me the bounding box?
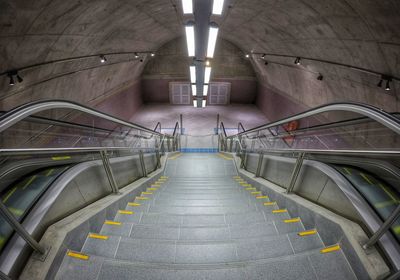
[55,153,358,279]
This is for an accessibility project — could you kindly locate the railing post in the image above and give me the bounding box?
[100,151,119,194]
[216,114,220,135]
[229,138,233,153]
[139,150,147,177]
[156,149,161,169]
[167,138,171,152]
[255,152,264,177]
[180,114,183,135]
[286,152,305,194]
[0,201,45,255]
[363,204,400,249]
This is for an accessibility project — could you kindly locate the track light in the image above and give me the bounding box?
[150,52,155,57]
[317,74,323,81]
[385,79,391,91]
[261,54,266,59]
[294,57,301,65]
[134,52,139,58]
[377,79,383,88]
[100,55,107,63]
[7,73,14,86]
[185,22,195,57]
[212,0,224,15]
[207,23,219,58]
[245,54,250,58]
[182,0,193,14]
[17,74,23,83]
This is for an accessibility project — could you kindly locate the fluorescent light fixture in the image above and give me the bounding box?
[202,100,206,107]
[190,66,196,83]
[185,25,195,57]
[207,25,219,58]
[191,84,197,96]
[212,0,224,15]
[204,67,211,84]
[182,0,193,14]
[203,84,209,96]
[193,100,198,107]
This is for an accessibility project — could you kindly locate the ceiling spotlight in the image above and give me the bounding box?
[294,57,301,65]
[245,54,250,58]
[261,54,266,59]
[100,55,107,63]
[150,52,155,57]
[7,73,15,86]
[134,52,139,58]
[17,74,23,83]
[385,79,391,91]
[377,79,383,88]
[317,74,323,81]
[205,60,210,66]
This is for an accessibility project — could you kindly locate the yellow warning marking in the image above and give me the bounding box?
[104,220,122,226]
[245,187,256,191]
[264,202,276,206]
[67,250,89,260]
[233,176,241,179]
[128,202,141,207]
[88,233,109,240]
[52,156,71,161]
[284,218,300,223]
[256,196,268,199]
[360,173,373,185]
[0,236,5,248]
[241,184,252,188]
[136,196,149,200]
[118,210,133,215]
[22,175,37,190]
[298,229,317,236]
[169,153,182,160]
[46,169,54,177]
[272,209,287,213]
[379,183,399,203]
[375,200,397,209]
[251,191,261,195]
[3,187,17,203]
[161,176,168,179]
[343,168,352,175]
[8,207,23,216]
[393,225,400,235]
[142,192,153,195]
[320,245,341,254]
[147,188,158,191]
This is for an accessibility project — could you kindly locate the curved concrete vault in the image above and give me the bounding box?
[0,0,399,121]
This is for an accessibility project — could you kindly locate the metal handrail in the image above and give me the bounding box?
[0,100,163,136]
[228,102,400,138]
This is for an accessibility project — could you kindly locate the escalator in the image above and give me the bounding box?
[0,166,70,251]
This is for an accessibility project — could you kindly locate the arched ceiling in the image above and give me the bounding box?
[0,0,399,113]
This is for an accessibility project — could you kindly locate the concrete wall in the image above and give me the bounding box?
[142,37,257,104]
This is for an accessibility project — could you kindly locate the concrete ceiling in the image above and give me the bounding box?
[0,0,399,112]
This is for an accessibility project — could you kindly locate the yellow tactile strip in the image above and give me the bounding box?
[67,250,89,260]
[320,244,341,254]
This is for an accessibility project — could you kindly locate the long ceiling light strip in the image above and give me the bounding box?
[191,84,197,96]
[182,0,193,14]
[185,24,195,57]
[193,100,198,107]
[207,25,219,58]
[204,67,212,84]
[202,100,206,107]
[203,84,209,96]
[212,0,224,15]
[190,66,196,83]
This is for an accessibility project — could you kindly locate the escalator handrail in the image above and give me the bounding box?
[0,100,164,137]
[228,102,400,138]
